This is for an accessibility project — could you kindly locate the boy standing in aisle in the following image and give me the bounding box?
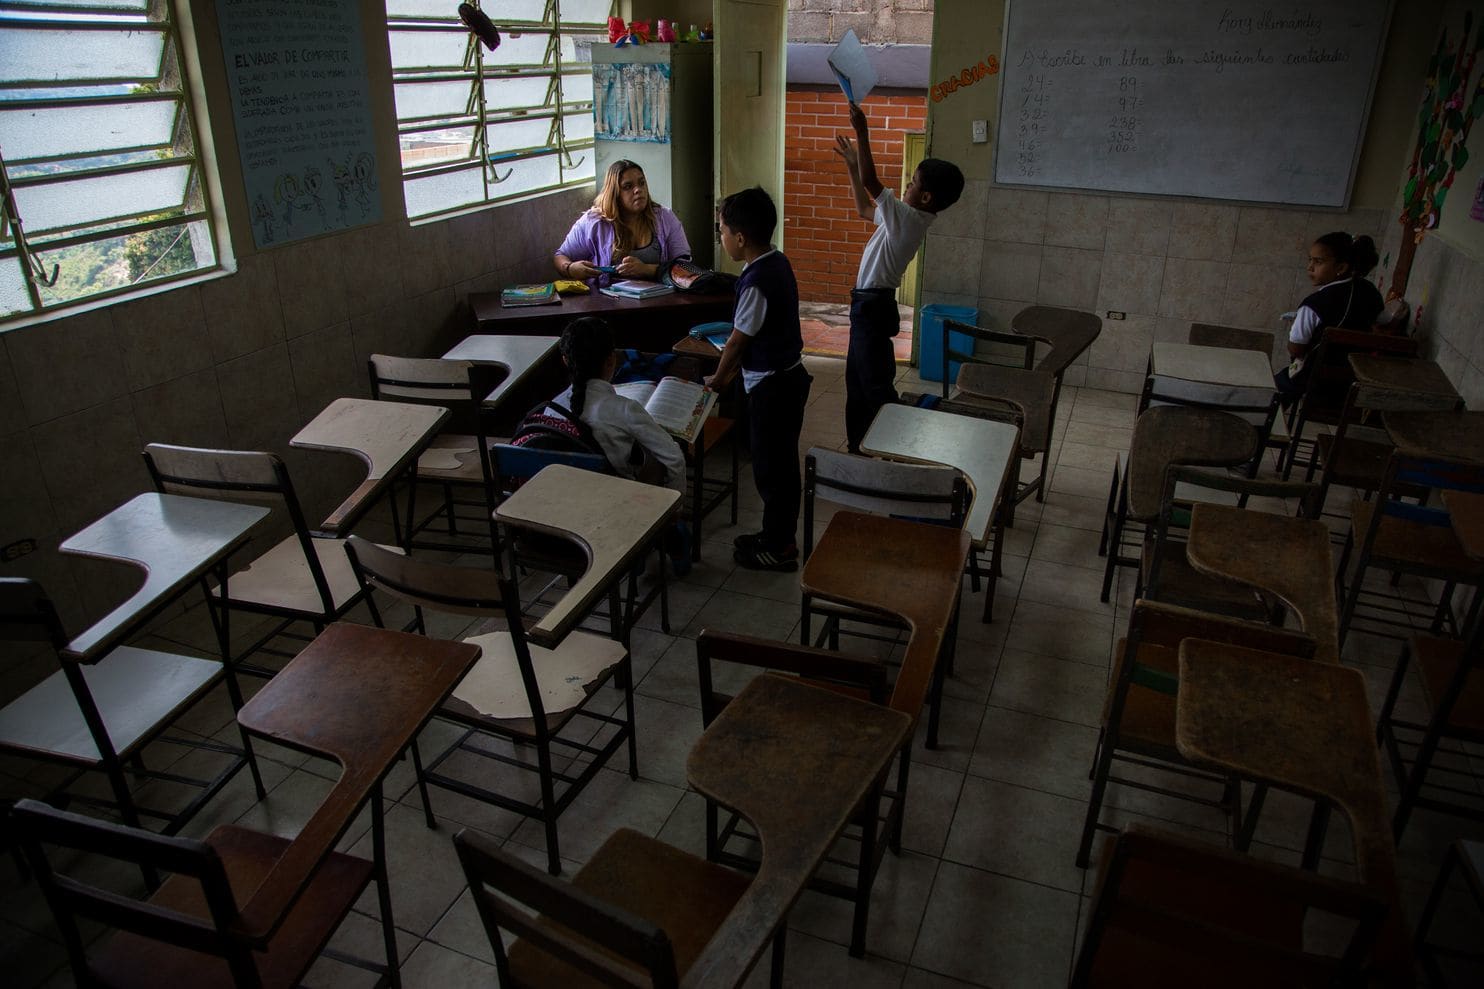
[706,187,812,572]
[834,102,965,452]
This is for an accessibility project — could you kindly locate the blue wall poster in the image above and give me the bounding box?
[216,0,382,248]
[594,63,672,144]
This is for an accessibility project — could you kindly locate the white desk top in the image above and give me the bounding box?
[60,493,269,662]
[860,404,1020,548]
[1150,342,1275,390]
[495,465,681,647]
[291,397,449,532]
[441,335,560,407]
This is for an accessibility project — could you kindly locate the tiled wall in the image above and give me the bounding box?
[919,187,1388,393]
[1377,222,1484,408]
[0,188,590,632]
[784,90,928,302]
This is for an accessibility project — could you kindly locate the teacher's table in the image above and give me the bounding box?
[469,288,735,353]
[682,673,910,989]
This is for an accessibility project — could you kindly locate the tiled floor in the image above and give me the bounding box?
[5,355,1484,987]
[801,301,914,362]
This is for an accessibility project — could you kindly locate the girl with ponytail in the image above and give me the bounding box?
[548,317,693,573]
[1275,231,1384,402]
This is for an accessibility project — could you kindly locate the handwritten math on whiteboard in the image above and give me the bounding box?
[994,0,1392,207]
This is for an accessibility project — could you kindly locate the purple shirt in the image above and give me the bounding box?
[555,205,692,286]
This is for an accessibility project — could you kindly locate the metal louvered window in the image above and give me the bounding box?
[387,0,611,220]
[0,0,221,323]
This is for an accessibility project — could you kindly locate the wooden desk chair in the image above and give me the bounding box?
[1188,321,1276,356]
[1135,356,1282,477]
[1075,599,1317,868]
[0,578,263,842]
[367,354,503,555]
[1414,839,1484,984]
[802,446,970,637]
[10,798,392,989]
[930,306,1102,510]
[1141,466,1319,623]
[454,825,783,989]
[695,629,893,959]
[1100,406,1259,603]
[800,448,966,737]
[1279,326,1419,480]
[1335,448,1484,646]
[1377,612,1484,839]
[1304,378,1460,527]
[344,536,635,877]
[142,443,374,674]
[491,443,671,639]
[1072,824,1388,987]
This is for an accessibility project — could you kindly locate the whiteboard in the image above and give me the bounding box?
[994,0,1392,207]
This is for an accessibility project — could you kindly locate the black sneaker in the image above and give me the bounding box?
[734,542,799,572]
[733,531,766,551]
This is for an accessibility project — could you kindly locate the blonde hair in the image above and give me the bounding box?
[591,160,659,259]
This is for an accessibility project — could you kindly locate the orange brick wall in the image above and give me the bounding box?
[784,90,928,303]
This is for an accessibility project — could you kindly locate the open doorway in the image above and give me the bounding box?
[781,6,934,360]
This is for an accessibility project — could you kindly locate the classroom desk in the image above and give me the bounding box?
[60,493,269,662]
[441,334,562,408]
[1148,342,1276,391]
[801,510,971,746]
[493,464,681,649]
[1382,409,1484,466]
[860,404,1018,550]
[1175,639,1408,985]
[1349,353,1460,400]
[1185,503,1339,664]
[290,397,449,534]
[860,403,1018,623]
[1444,489,1484,563]
[232,623,481,956]
[469,288,735,353]
[682,673,910,989]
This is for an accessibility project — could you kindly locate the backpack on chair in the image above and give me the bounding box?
[509,400,607,460]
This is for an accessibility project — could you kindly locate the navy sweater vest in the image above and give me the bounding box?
[1302,277,1384,335]
[735,252,803,374]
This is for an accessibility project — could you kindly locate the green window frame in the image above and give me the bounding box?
[0,0,222,324]
[386,0,613,220]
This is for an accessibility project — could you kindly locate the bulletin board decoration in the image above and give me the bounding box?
[217,0,382,249]
[594,63,673,144]
[1390,10,1484,299]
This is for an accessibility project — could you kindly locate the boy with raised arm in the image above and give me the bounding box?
[834,103,965,452]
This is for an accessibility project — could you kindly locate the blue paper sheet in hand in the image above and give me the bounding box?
[828,29,878,104]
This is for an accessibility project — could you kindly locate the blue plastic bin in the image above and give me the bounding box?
[918,305,978,384]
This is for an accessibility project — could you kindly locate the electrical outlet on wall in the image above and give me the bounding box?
[971,119,988,143]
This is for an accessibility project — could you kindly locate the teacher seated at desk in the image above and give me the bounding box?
[554,159,691,286]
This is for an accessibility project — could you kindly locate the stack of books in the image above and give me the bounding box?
[600,279,675,301]
[501,282,558,307]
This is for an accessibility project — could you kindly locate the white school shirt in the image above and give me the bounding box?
[855,188,935,291]
[551,379,687,492]
[733,247,802,394]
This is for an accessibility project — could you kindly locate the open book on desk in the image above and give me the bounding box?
[614,377,719,445]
